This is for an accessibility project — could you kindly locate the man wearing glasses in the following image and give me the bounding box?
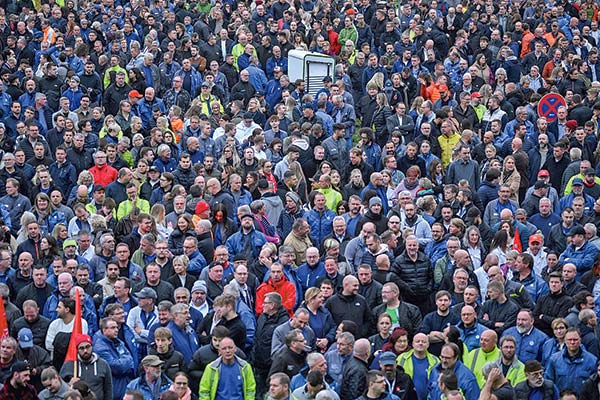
[60,334,112,399]
[514,359,559,400]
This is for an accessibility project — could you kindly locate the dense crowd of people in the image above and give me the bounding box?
[2,0,600,399]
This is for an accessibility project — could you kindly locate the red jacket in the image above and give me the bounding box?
[255,276,297,316]
[89,164,118,187]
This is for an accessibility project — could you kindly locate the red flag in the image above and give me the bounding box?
[513,226,523,253]
[65,288,83,362]
[0,298,9,339]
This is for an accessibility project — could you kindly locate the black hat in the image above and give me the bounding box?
[93,184,105,192]
[534,180,548,190]
[322,76,332,82]
[11,361,29,373]
[568,225,586,236]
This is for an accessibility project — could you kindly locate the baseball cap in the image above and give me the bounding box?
[243,112,254,121]
[128,90,143,98]
[93,184,105,192]
[538,169,550,177]
[585,168,596,175]
[534,180,548,190]
[141,355,164,367]
[148,166,160,173]
[379,352,397,366]
[135,287,157,300]
[438,84,449,92]
[573,177,584,186]
[470,92,482,99]
[17,328,33,348]
[529,234,543,244]
[11,361,29,373]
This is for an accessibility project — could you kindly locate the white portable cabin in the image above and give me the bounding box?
[288,50,336,96]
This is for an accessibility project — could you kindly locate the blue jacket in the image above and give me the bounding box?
[167,320,199,364]
[153,156,178,173]
[296,261,326,292]
[138,98,166,129]
[457,322,488,352]
[0,92,11,118]
[225,229,267,261]
[245,64,268,92]
[62,88,84,110]
[542,338,562,366]
[546,346,598,395]
[559,241,599,276]
[173,68,203,98]
[48,161,77,196]
[265,79,282,110]
[424,239,447,267]
[43,290,96,321]
[186,249,207,276]
[503,326,549,362]
[559,192,595,214]
[305,208,336,245]
[126,373,172,400]
[265,57,288,80]
[513,273,549,304]
[428,361,480,400]
[92,332,135,400]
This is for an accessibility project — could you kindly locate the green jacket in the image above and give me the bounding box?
[397,349,439,379]
[199,356,256,400]
[464,346,501,387]
[338,26,358,45]
[116,198,150,220]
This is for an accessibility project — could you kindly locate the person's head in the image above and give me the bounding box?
[269,373,291,400]
[524,360,545,388]
[440,343,460,370]
[564,328,582,353]
[479,329,498,353]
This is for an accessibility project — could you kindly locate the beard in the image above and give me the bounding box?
[516,325,529,334]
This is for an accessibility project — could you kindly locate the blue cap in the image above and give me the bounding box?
[573,177,584,186]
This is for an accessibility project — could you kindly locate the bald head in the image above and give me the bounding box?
[480,330,498,352]
[354,338,371,361]
[487,266,504,282]
[342,275,359,296]
[499,209,513,221]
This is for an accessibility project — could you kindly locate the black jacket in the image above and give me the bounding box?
[325,293,373,338]
[14,282,54,311]
[515,379,558,400]
[392,251,433,297]
[268,347,306,379]
[148,344,186,380]
[11,315,51,348]
[533,291,573,335]
[480,298,519,335]
[373,301,422,339]
[340,356,369,400]
[581,371,600,400]
[253,307,289,368]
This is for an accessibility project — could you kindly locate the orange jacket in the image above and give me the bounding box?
[520,30,535,59]
[255,276,296,316]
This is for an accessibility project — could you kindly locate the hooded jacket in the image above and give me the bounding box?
[60,352,113,400]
